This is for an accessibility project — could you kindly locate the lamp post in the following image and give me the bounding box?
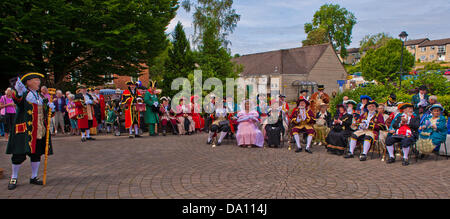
[399,31,408,88]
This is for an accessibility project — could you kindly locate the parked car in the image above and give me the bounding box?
[445,69,450,75]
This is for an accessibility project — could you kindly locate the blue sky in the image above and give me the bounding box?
[167,0,450,56]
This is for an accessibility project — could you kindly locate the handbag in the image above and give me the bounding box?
[416,138,435,154]
[68,108,77,119]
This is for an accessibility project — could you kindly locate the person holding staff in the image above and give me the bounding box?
[6,73,55,190]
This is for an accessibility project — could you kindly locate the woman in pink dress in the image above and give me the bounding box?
[236,100,264,148]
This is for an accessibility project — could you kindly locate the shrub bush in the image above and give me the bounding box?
[331,82,449,117]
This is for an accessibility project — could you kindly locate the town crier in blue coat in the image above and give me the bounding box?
[6,73,55,190]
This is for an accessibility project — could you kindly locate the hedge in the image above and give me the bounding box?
[330,83,450,117]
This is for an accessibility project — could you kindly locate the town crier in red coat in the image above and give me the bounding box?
[120,81,142,138]
[94,87,106,122]
[74,85,98,142]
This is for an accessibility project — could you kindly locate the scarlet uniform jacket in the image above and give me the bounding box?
[74,93,98,129]
[98,94,106,121]
[6,90,53,155]
[121,89,142,129]
[354,111,385,140]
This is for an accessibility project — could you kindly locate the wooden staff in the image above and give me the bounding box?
[43,88,56,185]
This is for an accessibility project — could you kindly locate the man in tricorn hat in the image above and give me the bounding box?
[121,81,143,138]
[300,90,309,101]
[345,100,385,161]
[412,85,429,115]
[290,97,316,154]
[6,72,55,190]
[144,82,160,136]
[93,87,105,132]
[385,103,420,166]
[74,85,98,142]
[310,85,330,115]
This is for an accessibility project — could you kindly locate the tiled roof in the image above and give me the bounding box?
[418,38,450,47]
[405,38,429,46]
[232,44,331,76]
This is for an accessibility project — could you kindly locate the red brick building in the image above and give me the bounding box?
[100,64,150,90]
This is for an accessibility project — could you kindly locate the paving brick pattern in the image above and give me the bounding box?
[0,134,448,199]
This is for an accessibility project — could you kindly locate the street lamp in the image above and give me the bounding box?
[399,31,408,88]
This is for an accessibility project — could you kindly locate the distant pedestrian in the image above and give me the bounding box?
[53,90,66,135]
[0,88,16,140]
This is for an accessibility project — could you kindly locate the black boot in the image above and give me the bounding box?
[344,152,354,158]
[387,157,396,164]
[402,158,410,166]
[8,178,17,190]
[359,154,368,161]
[162,125,167,136]
[30,177,43,185]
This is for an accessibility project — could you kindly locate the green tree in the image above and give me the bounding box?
[401,72,450,96]
[304,3,356,57]
[359,32,392,52]
[0,0,178,88]
[181,0,240,48]
[180,0,241,96]
[163,22,194,98]
[195,17,237,80]
[302,27,329,46]
[360,39,415,84]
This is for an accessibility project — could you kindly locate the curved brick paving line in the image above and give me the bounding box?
[0,134,448,199]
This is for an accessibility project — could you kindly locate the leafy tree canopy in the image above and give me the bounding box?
[359,32,392,52]
[302,27,328,46]
[360,39,415,84]
[304,3,356,57]
[0,0,178,88]
[182,0,240,48]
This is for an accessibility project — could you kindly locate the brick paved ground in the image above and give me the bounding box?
[0,134,448,199]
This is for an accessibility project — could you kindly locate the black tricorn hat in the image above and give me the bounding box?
[20,72,45,83]
[126,81,135,86]
[398,103,414,110]
[318,85,325,90]
[389,93,397,100]
[337,104,347,110]
[300,89,309,93]
[419,85,427,91]
[365,100,379,109]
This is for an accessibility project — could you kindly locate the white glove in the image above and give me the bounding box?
[153,102,159,107]
[86,100,93,105]
[14,78,27,96]
[48,102,55,110]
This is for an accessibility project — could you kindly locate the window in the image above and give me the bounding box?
[421,47,426,52]
[410,45,415,49]
[131,76,139,83]
[420,56,426,61]
[438,45,446,53]
[431,46,435,50]
[104,73,114,85]
[430,55,435,59]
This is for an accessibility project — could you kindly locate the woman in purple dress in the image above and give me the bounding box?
[236,100,264,148]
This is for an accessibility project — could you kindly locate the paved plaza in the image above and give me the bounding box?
[0,134,448,199]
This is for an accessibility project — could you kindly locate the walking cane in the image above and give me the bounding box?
[43,88,56,185]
